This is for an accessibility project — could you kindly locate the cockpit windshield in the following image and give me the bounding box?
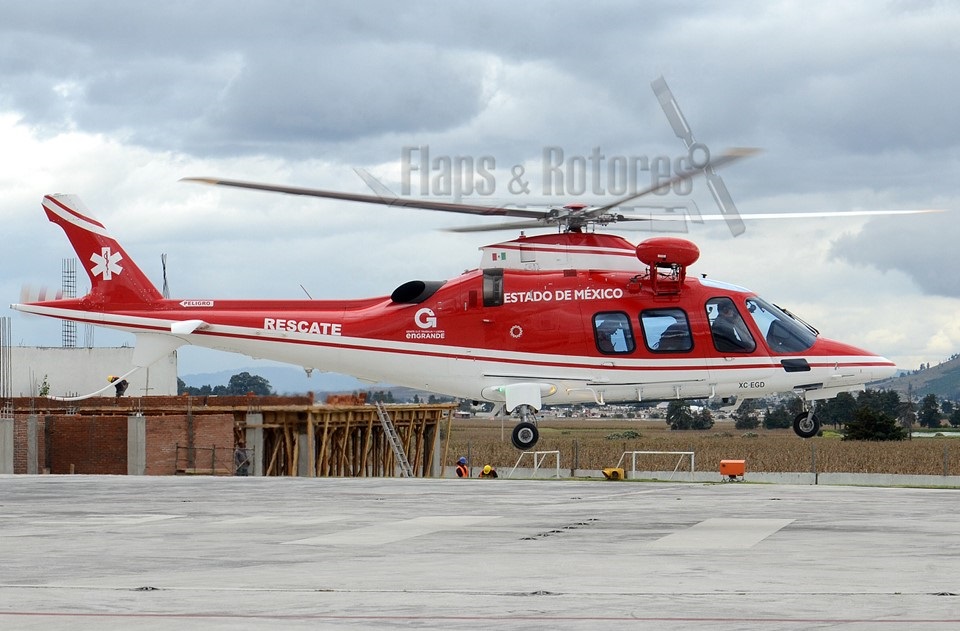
[744,296,817,354]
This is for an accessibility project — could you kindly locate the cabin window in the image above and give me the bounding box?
[706,297,756,353]
[482,269,504,307]
[593,312,635,354]
[640,308,693,353]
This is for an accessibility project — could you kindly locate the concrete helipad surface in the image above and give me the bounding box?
[1,475,958,629]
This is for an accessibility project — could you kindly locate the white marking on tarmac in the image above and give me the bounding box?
[33,514,181,526]
[218,515,347,526]
[284,515,500,546]
[648,518,793,549]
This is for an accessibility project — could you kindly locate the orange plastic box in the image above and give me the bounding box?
[720,459,746,479]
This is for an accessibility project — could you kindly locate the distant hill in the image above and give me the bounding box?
[873,354,960,401]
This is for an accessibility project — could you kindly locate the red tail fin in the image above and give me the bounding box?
[42,194,163,305]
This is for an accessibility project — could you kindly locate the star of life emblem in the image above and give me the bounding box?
[90,246,123,280]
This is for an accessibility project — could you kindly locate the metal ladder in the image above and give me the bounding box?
[375,402,413,477]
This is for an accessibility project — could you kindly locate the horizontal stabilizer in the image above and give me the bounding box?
[132,333,187,368]
[19,284,63,303]
[170,319,208,335]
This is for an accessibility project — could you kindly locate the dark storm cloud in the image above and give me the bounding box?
[205,42,486,149]
[2,1,958,204]
[830,212,960,298]
[0,2,493,155]
[4,1,957,170]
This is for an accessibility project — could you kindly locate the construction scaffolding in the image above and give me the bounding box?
[251,403,454,477]
[61,258,77,348]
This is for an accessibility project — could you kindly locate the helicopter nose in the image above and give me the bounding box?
[814,338,898,382]
[869,358,899,381]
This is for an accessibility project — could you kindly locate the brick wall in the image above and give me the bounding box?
[145,413,234,475]
[12,414,46,474]
[27,412,233,475]
[46,415,127,475]
[4,394,300,475]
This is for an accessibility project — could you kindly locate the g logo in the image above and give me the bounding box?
[414,307,437,329]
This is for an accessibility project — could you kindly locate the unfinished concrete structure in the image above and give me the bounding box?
[2,395,455,477]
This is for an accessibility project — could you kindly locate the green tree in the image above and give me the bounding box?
[691,407,714,430]
[918,393,942,428]
[950,407,960,428]
[763,403,792,430]
[942,400,954,417]
[817,392,858,428]
[180,372,273,396]
[857,389,902,419]
[731,399,760,430]
[666,400,694,430]
[225,372,273,395]
[842,407,906,441]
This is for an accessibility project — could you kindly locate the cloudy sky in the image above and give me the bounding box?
[2,0,958,377]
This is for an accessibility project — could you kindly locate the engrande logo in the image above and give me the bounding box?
[414,307,437,329]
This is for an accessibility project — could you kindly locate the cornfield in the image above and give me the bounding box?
[445,418,960,476]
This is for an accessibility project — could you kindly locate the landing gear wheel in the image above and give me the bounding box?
[511,422,540,451]
[793,411,820,438]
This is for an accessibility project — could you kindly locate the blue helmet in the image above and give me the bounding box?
[457,457,467,465]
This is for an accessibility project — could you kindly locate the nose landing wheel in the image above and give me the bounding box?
[510,404,540,450]
[511,422,539,450]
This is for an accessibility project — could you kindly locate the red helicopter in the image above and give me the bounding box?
[14,149,915,449]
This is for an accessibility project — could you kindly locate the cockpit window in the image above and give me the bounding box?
[706,297,756,353]
[744,297,817,353]
[593,312,635,354]
[640,308,693,353]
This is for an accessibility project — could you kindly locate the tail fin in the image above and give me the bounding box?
[42,194,163,305]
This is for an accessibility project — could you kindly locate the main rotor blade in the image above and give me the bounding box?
[184,147,755,225]
[693,209,943,221]
[181,177,547,220]
[591,147,759,214]
[652,76,746,236]
[607,207,943,231]
[651,75,695,146]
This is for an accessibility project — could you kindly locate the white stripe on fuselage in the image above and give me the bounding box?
[11,302,887,401]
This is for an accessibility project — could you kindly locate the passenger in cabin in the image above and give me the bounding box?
[596,321,619,353]
[657,323,692,352]
[711,301,755,352]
